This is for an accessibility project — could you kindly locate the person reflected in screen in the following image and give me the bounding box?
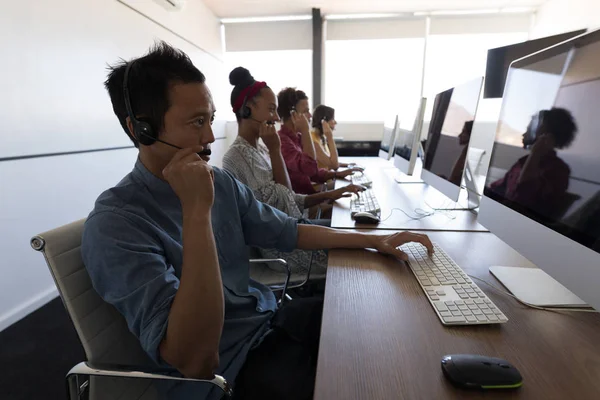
[490,108,577,219]
[448,120,474,185]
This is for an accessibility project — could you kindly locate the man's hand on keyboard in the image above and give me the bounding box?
[370,232,434,261]
[328,184,366,201]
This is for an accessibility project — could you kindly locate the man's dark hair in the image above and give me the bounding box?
[104,41,206,147]
[277,87,308,120]
[542,107,578,149]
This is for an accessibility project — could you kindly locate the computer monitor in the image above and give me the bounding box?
[393,97,427,177]
[479,29,600,310]
[421,77,484,202]
[378,115,399,160]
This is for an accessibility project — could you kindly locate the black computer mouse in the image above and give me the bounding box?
[353,212,380,224]
[441,354,523,390]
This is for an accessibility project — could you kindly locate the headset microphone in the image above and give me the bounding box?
[137,130,212,155]
[248,117,275,126]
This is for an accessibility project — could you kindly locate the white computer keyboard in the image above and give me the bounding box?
[351,174,373,188]
[349,189,380,217]
[400,242,508,326]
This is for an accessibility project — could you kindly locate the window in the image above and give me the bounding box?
[423,32,529,121]
[325,38,425,126]
[224,50,312,121]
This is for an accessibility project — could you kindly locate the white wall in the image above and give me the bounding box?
[0,0,225,332]
[532,0,600,38]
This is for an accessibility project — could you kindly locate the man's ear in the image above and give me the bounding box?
[125,116,136,141]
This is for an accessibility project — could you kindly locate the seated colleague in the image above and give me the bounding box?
[82,42,434,400]
[276,88,359,194]
[223,67,364,274]
[490,108,577,220]
[310,105,351,170]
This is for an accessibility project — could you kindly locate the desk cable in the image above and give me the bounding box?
[422,200,458,220]
[467,275,597,313]
[380,207,435,222]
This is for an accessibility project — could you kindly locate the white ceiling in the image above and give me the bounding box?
[204,0,548,19]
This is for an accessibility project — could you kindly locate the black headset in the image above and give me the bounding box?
[123,60,157,146]
[238,85,275,125]
[122,60,211,155]
[240,93,252,120]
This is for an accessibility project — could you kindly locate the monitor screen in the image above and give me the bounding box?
[484,37,600,253]
[423,77,484,188]
[380,115,398,153]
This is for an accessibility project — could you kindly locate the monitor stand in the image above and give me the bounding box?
[489,266,590,308]
[394,173,424,184]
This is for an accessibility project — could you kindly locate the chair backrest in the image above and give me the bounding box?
[31,219,152,366]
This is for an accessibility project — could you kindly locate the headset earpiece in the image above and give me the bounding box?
[241,104,252,119]
[240,92,252,119]
[134,117,157,146]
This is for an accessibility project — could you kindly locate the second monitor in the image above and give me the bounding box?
[393,97,427,182]
[421,77,484,202]
[378,115,399,160]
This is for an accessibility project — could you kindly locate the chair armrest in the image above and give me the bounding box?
[249,258,290,305]
[66,362,232,399]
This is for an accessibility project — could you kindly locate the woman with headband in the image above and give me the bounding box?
[223,67,364,275]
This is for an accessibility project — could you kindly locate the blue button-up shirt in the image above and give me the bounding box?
[82,159,299,398]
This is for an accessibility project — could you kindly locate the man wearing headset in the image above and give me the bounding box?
[82,42,433,400]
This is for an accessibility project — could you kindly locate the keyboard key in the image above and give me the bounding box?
[430,278,440,285]
[458,305,468,311]
[468,304,478,310]
[487,314,499,321]
[452,311,462,317]
[476,314,488,322]
[483,309,494,315]
[455,300,465,305]
[474,299,485,304]
[421,279,432,286]
[436,289,446,296]
[484,299,492,304]
[443,316,466,323]
[466,316,477,323]
[448,305,459,311]
[426,289,436,295]
[493,309,503,315]
[473,309,483,315]
[457,278,466,284]
[430,295,439,301]
[462,309,473,316]
[465,299,474,305]
[498,315,508,322]
[469,293,479,298]
[434,301,448,311]
[440,311,452,317]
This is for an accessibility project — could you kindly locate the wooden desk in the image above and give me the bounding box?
[314,231,600,400]
[333,165,488,232]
